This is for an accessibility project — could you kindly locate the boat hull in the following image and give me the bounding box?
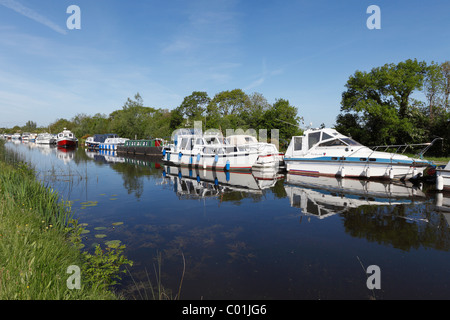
[284,158,428,180]
[164,150,261,171]
[436,169,450,191]
[57,139,77,148]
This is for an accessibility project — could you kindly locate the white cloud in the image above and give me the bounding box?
[0,0,67,35]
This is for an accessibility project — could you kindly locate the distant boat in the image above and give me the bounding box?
[22,132,31,142]
[117,138,164,156]
[12,133,21,140]
[98,137,130,151]
[284,127,433,181]
[36,133,56,145]
[85,133,119,149]
[56,128,78,148]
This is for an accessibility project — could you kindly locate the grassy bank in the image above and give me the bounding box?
[0,141,126,299]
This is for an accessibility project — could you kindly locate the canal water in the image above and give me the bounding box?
[5,141,450,300]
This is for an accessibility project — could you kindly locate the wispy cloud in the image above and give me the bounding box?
[244,59,284,92]
[0,0,67,35]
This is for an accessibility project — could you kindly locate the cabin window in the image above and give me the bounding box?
[180,138,188,149]
[308,132,321,149]
[322,132,333,141]
[294,137,303,151]
[196,138,203,145]
[318,139,347,147]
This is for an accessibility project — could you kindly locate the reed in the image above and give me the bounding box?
[126,251,186,300]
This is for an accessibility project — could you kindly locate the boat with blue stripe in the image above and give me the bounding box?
[284,128,435,181]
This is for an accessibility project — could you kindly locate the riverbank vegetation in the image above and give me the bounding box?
[1,59,448,156]
[0,141,132,299]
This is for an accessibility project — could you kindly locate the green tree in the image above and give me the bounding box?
[109,93,156,139]
[262,98,302,146]
[49,118,73,135]
[241,92,271,130]
[338,59,428,145]
[423,62,445,120]
[441,61,450,109]
[178,91,210,125]
[22,120,37,132]
[169,106,185,131]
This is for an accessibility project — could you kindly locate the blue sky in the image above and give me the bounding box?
[0,0,449,129]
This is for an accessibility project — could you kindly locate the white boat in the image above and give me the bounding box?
[284,128,432,180]
[56,128,78,148]
[21,132,31,142]
[36,133,56,144]
[225,134,284,169]
[98,137,130,150]
[11,133,21,140]
[162,129,282,171]
[85,133,119,149]
[436,161,450,191]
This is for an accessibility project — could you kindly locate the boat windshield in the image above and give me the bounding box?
[341,138,361,146]
[318,139,347,147]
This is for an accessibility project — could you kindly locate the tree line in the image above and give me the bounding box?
[2,59,449,156]
[1,90,302,149]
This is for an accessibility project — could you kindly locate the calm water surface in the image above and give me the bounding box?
[5,141,450,300]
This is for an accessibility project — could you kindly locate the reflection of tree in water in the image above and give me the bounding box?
[109,160,161,199]
[342,204,450,252]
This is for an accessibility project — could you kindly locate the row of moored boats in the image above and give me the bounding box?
[161,127,449,191]
[2,127,449,190]
[2,129,78,148]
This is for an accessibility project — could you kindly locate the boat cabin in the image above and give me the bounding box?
[286,128,362,157]
[225,135,258,145]
[58,129,75,139]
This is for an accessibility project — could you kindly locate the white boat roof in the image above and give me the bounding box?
[225,135,258,145]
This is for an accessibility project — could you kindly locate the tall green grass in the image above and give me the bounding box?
[0,141,117,299]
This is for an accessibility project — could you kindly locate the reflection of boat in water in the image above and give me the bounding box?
[285,174,426,219]
[84,149,162,168]
[56,147,76,164]
[163,165,283,199]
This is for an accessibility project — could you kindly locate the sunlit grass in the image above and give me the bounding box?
[0,141,118,299]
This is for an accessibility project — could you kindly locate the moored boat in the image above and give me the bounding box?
[436,161,450,191]
[117,138,164,156]
[284,128,433,180]
[11,133,21,140]
[36,133,56,144]
[162,129,282,172]
[56,128,78,148]
[98,137,130,151]
[85,133,119,149]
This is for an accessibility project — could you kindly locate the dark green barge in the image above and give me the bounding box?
[116,139,164,156]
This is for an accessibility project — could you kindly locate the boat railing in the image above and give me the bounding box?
[370,137,443,159]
